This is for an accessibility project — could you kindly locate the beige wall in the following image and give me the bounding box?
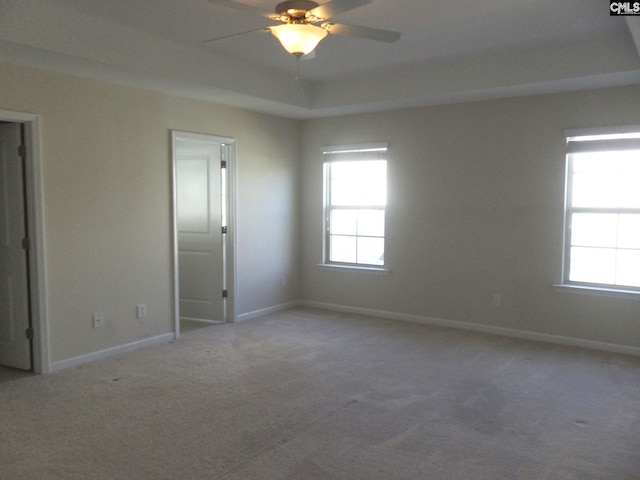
[2,60,639,365]
[0,63,300,363]
[301,85,640,350]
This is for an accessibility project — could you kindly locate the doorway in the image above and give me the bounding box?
[0,122,32,371]
[0,111,48,374]
[171,131,236,337]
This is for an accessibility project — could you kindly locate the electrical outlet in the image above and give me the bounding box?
[136,304,147,319]
[92,312,104,328]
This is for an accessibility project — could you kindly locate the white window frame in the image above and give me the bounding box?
[321,143,389,273]
[556,125,640,298]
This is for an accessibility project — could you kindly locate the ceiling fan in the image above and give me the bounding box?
[207,0,400,57]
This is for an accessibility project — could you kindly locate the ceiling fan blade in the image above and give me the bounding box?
[323,22,400,43]
[309,0,372,20]
[208,0,276,19]
[203,27,269,44]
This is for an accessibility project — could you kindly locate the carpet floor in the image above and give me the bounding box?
[0,365,34,383]
[1,307,639,479]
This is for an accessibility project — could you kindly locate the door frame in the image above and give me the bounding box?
[171,131,237,338]
[0,109,49,373]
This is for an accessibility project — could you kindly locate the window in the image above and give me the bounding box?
[323,144,387,268]
[562,126,640,291]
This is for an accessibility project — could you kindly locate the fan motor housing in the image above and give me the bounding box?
[275,0,319,19]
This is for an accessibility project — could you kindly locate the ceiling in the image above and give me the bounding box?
[1,0,640,118]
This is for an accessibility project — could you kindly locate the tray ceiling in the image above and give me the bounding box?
[1,0,639,118]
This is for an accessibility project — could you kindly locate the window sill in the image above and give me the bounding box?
[553,284,640,300]
[316,264,390,275]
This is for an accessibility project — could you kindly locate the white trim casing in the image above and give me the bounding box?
[236,301,299,322]
[322,143,389,268]
[49,333,174,372]
[316,263,389,274]
[170,130,238,340]
[0,110,50,374]
[297,301,640,357]
[560,125,640,294]
[46,298,640,371]
[553,283,640,300]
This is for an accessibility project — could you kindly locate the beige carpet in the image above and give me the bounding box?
[1,307,639,479]
[0,365,34,383]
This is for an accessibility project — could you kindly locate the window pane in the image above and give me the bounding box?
[616,250,640,288]
[571,213,617,248]
[325,153,387,266]
[565,137,640,289]
[330,235,356,263]
[572,151,640,208]
[330,161,386,206]
[569,247,616,285]
[331,177,360,205]
[571,171,618,208]
[618,214,640,249]
[357,210,385,237]
[618,174,640,208]
[357,237,384,265]
[331,210,357,235]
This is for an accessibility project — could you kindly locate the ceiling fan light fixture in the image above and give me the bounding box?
[270,23,328,56]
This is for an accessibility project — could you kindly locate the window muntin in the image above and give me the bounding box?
[323,145,387,267]
[563,128,640,290]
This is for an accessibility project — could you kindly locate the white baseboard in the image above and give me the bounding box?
[48,300,640,373]
[180,316,224,324]
[300,300,640,357]
[49,333,175,372]
[236,301,300,322]
[48,301,297,372]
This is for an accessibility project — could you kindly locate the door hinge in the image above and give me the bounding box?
[18,145,26,158]
[21,238,30,250]
[26,327,34,340]
[222,289,228,298]
[221,160,227,169]
[221,226,227,234]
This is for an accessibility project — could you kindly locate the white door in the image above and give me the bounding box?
[0,123,31,370]
[176,138,225,322]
